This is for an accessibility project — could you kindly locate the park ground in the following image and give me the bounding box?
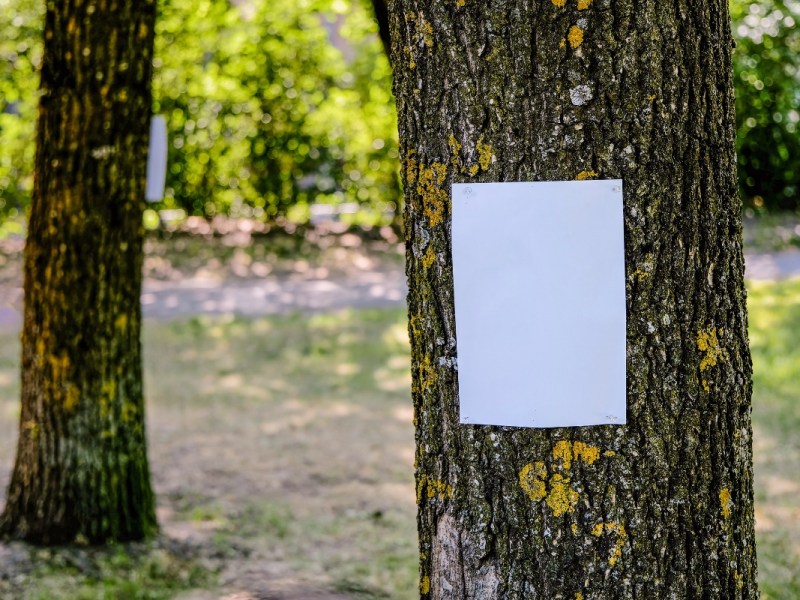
[0,215,798,599]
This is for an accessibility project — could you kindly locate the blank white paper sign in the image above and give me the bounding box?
[145,115,168,202]
[452,180,626,428]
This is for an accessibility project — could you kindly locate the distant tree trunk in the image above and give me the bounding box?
[389,1,757,598]
[370,0,392,63]
[0,0,157,544]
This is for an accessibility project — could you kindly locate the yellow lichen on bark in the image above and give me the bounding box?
[567,26,584,49]
[417,162,448,228]
[420,16,434,48]
[417,474,452,502]
[697,327,725,391]
[519,461,547,501]
[427,479,453,500]
[404,150,418,185]
[553,440,573,469]
[63,384,80,411]
[420,575,431,594]
[476,138,493,171]
[577,0,592,9]
[121,402,137,423]
[697,327,724,371]
[48,352,71,382]
[422,246,436,269]
[576,170,598,180]
[409,314,424,340]
[522,442,604,515]
[554,440,600,468]
[551,0,567,6]
[546,474,579,516]
[448,134,462,168]
[573,441,599,464]
[418,354,436,391]
[720,487,732,519]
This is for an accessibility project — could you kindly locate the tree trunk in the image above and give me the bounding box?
[0,0,157,544]
[370,0,393,63]
[389,1,757,597]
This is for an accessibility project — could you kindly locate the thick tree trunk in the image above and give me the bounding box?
[0,0,157,544]
[389,1,757,598]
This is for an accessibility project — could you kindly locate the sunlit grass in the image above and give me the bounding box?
[142,308,417,598]
[0,280,798,597]
[748,279,800,599]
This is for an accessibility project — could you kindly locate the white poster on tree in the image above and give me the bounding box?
[451,180,627,428]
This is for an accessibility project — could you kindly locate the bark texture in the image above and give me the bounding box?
[389,0,757,597]
[0,0,157,544]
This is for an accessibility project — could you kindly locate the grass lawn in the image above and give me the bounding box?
[748,279,800,599]
[0,279,798,598]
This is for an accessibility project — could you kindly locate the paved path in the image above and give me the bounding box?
[140,267,406,320]
[1,250,799,330]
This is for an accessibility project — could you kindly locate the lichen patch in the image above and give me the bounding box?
[416,162,448,228]
[519,461,547,501]
[546,474,579,516]
[569,85,593,106]
[553,440,574,469]
[573,441,599,464]
[720,487,732,520]
[476,138,494,172]
[420,575,431,594]
[422,246,436,269]
[697,327,724,371]
[568,25,584,48]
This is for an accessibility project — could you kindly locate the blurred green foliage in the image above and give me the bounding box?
[1,0,798,218]
[732,0,800,211]
[0,0,42,220]
[153,0,399,224]
[0,0,398,225]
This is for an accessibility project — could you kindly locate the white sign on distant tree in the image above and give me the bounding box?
[451,180,627,428]
[145,115,168,202]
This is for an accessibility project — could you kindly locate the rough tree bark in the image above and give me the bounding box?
[389,0,757,598]
[0,0,158,544]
